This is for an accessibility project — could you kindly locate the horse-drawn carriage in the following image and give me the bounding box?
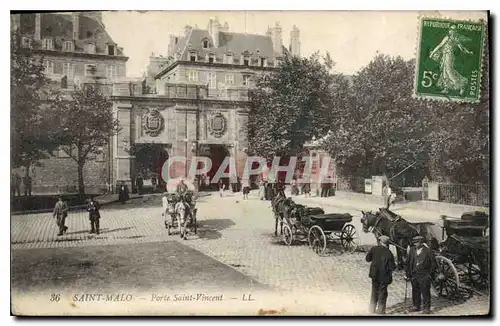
[163,191,198,239]
[361,208,490,299]
[272,194,358,255]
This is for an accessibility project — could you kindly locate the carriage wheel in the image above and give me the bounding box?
[340,224,358,253]
[308,225,327,255]
[433,256,459,298]
[467,254,489,288]
[282,224,293,246]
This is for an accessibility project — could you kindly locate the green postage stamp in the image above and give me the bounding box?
[414,17,486,102]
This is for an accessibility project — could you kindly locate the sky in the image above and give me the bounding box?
[101,10,487,78]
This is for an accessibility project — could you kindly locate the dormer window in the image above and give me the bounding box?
[63,41,74,52]
[107,44,115,56]
[274,58,282,67]
[203,40,209,49]
[42,38,54,50]
[207,53,215,64]
[224,53,233,64]
[243,58,249,66]
[189,51,197,62]
[85,43,96,54]
[260,58,267,67]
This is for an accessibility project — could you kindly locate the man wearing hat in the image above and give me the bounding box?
[365,235,396,314]
[405,235,435,314]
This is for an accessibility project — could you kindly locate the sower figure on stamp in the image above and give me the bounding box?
[405,236,436,314]
[52,196,68,236]
[87,197,101,234]
[366,235,396,314]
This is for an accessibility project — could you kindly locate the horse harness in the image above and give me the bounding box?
[369,213,407,251]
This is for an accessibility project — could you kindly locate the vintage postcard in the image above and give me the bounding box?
[10,10,490,316]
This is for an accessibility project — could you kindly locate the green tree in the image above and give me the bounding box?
[49,83,120,199]
[10,30,57,178]
[248,52,350,161]
[321,54,433,185]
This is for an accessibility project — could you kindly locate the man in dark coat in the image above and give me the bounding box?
[366,235,396,314]
[405,235,436,314]
[52,196,68,236]
[86,197,101,234]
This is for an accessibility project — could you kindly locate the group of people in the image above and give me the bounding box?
[11,173,33,197]
[52,196,101,236]
[366,235,435,315]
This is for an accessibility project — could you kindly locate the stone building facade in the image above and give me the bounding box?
[12,14,301,194]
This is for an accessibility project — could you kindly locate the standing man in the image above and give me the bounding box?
[86,197,101,234]
[383,183,392,209]
[217,180,225,198]
[405,236,435,314]
[52,196,68,236]
[136,172,144,195]
[365,235,396,314]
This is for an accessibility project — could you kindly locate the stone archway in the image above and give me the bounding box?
[134,144,169,193]
[199,144,231,191]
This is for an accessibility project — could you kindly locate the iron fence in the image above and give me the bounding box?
[437,183,490,207]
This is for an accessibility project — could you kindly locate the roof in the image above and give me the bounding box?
[18,13,125,56]
[172,28,285,61]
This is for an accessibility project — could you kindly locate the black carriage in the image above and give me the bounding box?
[280,207,358,255]
[430,211,490,298]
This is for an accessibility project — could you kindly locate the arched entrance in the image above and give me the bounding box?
[134,144,168,193]
[199,145,231,191]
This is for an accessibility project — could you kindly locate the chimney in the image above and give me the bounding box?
[207,17,221,47]
[271,22,283,55]
[290,25,300,56]
[72,13,80,40]
[11,14,21,32]
[34,13,41,41]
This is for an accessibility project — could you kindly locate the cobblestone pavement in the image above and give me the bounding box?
[11,191,490,316]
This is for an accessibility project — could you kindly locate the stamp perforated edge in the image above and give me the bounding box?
[412,12,488,104]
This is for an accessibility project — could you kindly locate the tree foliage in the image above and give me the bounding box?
[10,30,56,172]
[49,83,120,197]
[320,52,489,185]
[248,52,350,160]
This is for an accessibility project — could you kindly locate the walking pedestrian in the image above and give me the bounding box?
[218,180,225,197]
[52,196,68,236]
[258,179,265,200]
[365,235,396,314]
[86,197,101,234]
[303,182,311,198]
[405,236,436,314]
[242,179,250,200]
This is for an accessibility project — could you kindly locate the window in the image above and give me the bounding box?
[203,40,209,49]
[43,61,54,75]
[224,54,233,64]
[42,38,54,50]
[208,54,214,64]
[21,37,32,48]
[189,52,197,62]
[106,65,118,79]
[108,45,115,55]
[62,63,75,78]
[188,71,198,82]
[86,31,93,38]
[260,58,266,67]
[225,74,234,85]
[243,57,249,66]
[243,75,251,86]
[207,72,216,89]
[85,43,96,54]
[85,64,97,76]
[63,41,73,52]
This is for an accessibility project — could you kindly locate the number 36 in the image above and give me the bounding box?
[421,70,438,88]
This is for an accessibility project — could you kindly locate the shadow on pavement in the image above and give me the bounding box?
[99,227,135,234]
[196,219,235,240]
[386,292,469,315]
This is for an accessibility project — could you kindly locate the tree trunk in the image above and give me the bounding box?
[77,162,85,203]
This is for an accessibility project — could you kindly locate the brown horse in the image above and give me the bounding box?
[271,192,296,236]
[360,209,419,269]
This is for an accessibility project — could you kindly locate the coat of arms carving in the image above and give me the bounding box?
[141,108,165,137]
[207,111,227,138]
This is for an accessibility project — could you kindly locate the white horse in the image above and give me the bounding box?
[175,200,190,239]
